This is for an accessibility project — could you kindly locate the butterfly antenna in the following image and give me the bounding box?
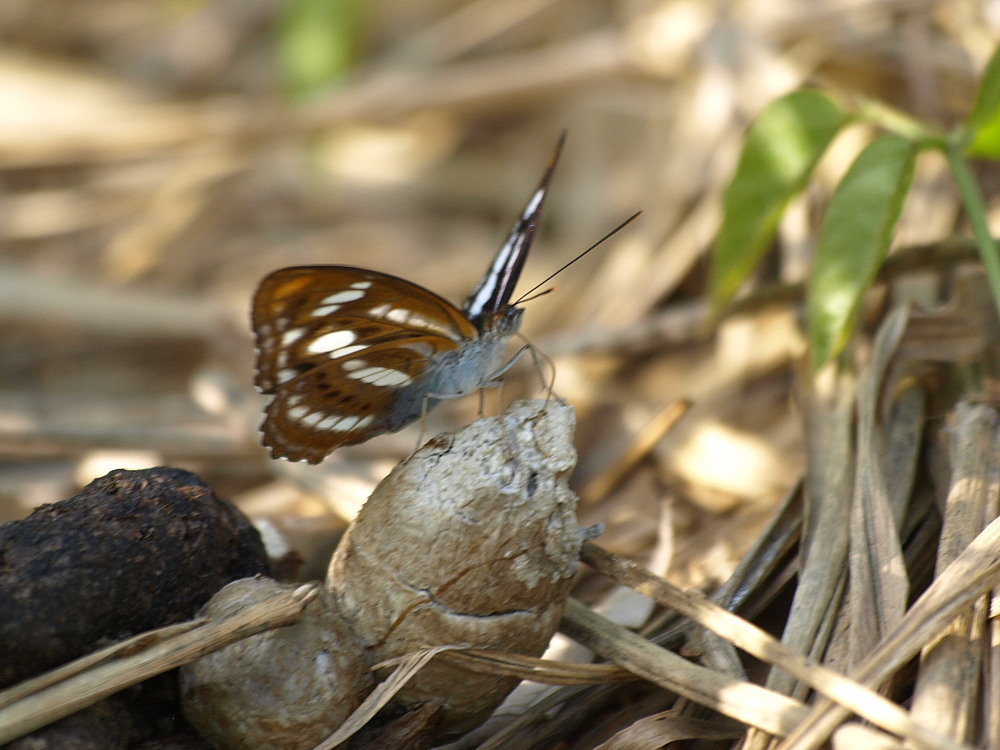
[514,211,641,305]
[517,286,556,305]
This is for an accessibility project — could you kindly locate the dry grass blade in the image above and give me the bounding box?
[313,646,459,750]
[0,620,203,710]
[434,648,633,685]
[0,582,317,745]
[467,685,593,750]
[847,307,910,662]
[593,709,743,749]
[0,263,218,338]
[579,542,970,750]
[303,31,631,128]
[909,403,999,739]
[882,380,925,524]
[767,366,855,699]
[374,0,560,68]
[560,596,809,737]
[778,507,1000,749]
[831,723,909,749]
[0,29,630,169]
[578,399,691,505]
[989,591,1000,749]
[709,480,802,616]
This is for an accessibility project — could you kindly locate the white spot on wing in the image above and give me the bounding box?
[276,368,297,384]
[342,359,366,371]
[316,415,344,431]
[301,411,324,427]
[309,414,376,432]
[319,289,365,305]
[329,344,368,359]
[306,330,357,355]
[316,415,363,431]
[351,281,372,290]
[377,306,457,337]
[311,304,341,317]
[346,366,412,387]
[281,327,305,346]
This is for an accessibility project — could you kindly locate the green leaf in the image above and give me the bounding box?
[807,135,916,371]
[966,117,1000,159]
[964,45,1000,158]
[278,0,363,99]
[965,45,1000,131]
[710,90,847,313]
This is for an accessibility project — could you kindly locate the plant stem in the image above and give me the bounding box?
[856,99,945,146]
[945,142,1000,321]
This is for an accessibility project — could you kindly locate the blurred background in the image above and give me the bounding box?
[0,0,997,587]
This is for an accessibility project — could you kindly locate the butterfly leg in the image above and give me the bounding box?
[483,347,532,460]
[509,334,557,401]
[414,395,430,452]
[418,345,533,452]
[525,339,556,401]
[478,341,556,411]
[485,343,530,383]
[425,344,527,411]
[477,387,487,418]
[476,345,527,427]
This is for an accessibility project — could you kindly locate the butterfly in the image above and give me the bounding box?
[251,134,566,463]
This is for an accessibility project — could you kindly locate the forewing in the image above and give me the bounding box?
[462,131,564,328]
[252,266,476,392]
[251,265,478,462]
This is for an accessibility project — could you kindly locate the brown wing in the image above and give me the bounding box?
[251,266,478,462]
[259,343,439,462]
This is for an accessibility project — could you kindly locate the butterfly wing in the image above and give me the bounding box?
[252,266,478,462]
[463,131,564,329]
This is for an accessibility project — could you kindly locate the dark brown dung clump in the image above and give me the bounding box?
[0,466,270,687]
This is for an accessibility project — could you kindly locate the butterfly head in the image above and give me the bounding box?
[478,304,524,338]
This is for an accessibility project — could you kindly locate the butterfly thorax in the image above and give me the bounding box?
[385,306,523,428]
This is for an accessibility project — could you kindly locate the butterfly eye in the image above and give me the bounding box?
[496,307,524,336]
